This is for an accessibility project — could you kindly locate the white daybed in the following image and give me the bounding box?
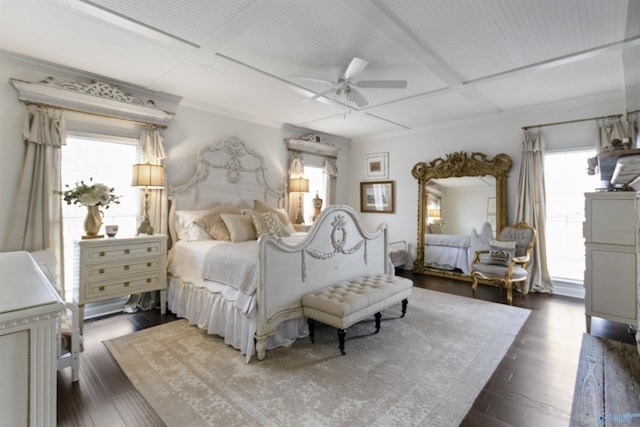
[167,137,392,361]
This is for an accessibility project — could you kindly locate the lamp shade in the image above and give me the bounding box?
[289,177,309,193]
[131,163,165,188]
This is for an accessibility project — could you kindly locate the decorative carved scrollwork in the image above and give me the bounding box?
[300,214,368,281]
[40,77,157,107]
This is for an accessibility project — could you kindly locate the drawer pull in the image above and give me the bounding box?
[146,278,152,283]
[99,286,105,291]
[124,282,130,287]
[147,262,152,267]
[147,247,152,252]
[124,265,129,271]
[99,251,105,257]
[124,249,130,255]
[99,268,105,274]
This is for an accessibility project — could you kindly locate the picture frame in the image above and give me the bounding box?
[363,152,389,180]
[360,181,395,213]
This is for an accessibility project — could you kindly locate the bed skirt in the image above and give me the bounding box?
[167,276,308,362]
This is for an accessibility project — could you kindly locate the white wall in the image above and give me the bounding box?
[350,95,627,267]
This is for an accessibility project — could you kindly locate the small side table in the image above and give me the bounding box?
[73,234,168,332]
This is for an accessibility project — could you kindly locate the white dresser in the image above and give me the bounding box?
[584,192,639,342]
[73,235,168,331]
[0,251,64,427]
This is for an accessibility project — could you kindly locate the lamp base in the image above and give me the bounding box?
[136,219,154,236]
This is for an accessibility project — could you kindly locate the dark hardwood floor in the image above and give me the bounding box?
[57,272,637,426]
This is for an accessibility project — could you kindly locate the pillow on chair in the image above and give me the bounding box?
[488,240,517,266]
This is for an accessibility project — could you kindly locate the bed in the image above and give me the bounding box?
[424,234,473,275]
[423,222,493,276]
[167,136,391,361]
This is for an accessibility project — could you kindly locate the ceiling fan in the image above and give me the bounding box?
[297,57,407,108]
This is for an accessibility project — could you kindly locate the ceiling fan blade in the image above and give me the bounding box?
[348,88,369,107]
[343,57,368,80]
[303,87,336,103]
[357,80,408,89]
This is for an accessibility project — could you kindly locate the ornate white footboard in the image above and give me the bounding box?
[254,204,390,360]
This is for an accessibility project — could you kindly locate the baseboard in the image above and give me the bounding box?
[83,296,129,319]
[552,279,585,299]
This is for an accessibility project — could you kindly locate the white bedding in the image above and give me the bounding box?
[424,233,473,275]
[167,233,309,362]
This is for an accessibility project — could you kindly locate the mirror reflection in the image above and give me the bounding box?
[412,152,512,281]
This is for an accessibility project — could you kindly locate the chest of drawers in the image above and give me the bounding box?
[73,235,168,331]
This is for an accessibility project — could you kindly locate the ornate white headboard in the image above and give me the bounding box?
[167,136,285,243]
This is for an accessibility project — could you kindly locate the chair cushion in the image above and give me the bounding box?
[473,261,528,280]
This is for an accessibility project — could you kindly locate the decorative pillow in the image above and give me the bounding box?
[220,213,257,242]
[195,203,241,241]
[253,200,296,234]
[488,239,517,266]
[252,211,290,238]
[174,210,211,241]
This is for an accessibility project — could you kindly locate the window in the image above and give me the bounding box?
[544,149,599,281]
[61,134,140,299]
[303,165,327,223]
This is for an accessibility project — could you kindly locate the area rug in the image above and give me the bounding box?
[104,288,530,427]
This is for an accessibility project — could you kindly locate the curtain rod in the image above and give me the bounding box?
[522,113,624,131]
[24,101,167,129]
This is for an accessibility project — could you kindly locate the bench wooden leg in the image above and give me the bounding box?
[374,312,381,333]
[401,299,408,318]
[307,318,316,343]
[338,329,346,355]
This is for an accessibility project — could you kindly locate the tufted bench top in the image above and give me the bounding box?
[302,273,413,334]
[302,274,412,318]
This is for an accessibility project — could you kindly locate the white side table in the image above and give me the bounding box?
[73,234,168,332]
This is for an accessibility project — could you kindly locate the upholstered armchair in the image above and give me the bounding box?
[470,222,536,305]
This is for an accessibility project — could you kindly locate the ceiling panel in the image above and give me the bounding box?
[83,0,257,46]
[296,111,404,139]
[367,91,492,130]
[474,51,625,110]
[375,0,629,82]
[0,0,190,87]
[216,0,446,104]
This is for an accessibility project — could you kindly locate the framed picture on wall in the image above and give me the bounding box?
[363,152,389,180]
[360,181,395,213]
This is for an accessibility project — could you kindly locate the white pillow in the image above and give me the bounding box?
[174,210,211,241]
[220,214,257,242]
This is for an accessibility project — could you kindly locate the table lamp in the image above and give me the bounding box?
[289,177,309,224]
[131,163,165,235]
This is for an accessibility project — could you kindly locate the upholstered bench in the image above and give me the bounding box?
[302,273,413,355]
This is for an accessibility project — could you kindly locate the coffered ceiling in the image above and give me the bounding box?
[1,0,638,138]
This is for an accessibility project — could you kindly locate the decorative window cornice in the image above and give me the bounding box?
[11,77,175,127]
[284,134,340,158]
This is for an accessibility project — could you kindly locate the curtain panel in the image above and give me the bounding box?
[596,116,627,150]
[4,105,66,291]
[125,126,168,312]
[514,130,553,294]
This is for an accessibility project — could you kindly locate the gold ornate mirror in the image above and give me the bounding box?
[412,152,512,280]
